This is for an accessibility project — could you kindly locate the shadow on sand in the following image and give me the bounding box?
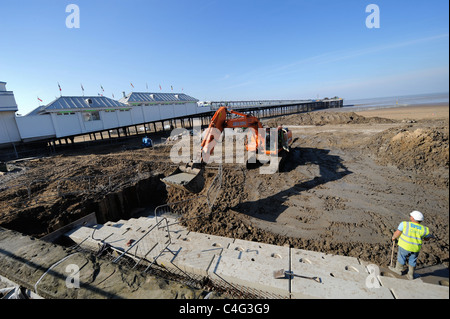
[232,147,352,222]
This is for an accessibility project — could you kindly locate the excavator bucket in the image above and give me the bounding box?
[162,164,205,194]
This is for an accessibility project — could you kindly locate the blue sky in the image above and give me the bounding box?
[0,0,448,115]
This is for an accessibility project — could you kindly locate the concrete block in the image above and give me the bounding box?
[221,241,288,271]
[168,246,223,277]
[228,239,290,262]
[66,224,169,265]
[291,248,361,268]
[161,222,190,239]
[291,248,369,283]
[378,276,449,299]
[121,228,172,262]
[167,227,190,240]
[290,272,394,299]
[100,233,128,249]
[105,219,128,228]
[121,218,155,231]
[65,225,93,240]
[65,226,102,251]
[290,256,393,299]
[208,255,290,298]
[171,232,234,251]
[158,232,232,276]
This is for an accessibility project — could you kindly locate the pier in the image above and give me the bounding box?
[1,98,343,161]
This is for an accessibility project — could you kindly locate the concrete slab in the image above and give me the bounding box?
[291,248,362,268]
[208,255,290,298]
[159,221,191,239]
[290,254,393,299]
[66,224,169,265]
[415,264,450,286]
[119,218,155,231]
[378,275,449,299]
[291,248,369,282]
[171,232,234,251]
[62,218,447,300]
[159,232,233,276]
[65,226,101,251]
[290,273,394,299]
[168,246,223,276]
[228,239,290,263]
[105,219,129,228]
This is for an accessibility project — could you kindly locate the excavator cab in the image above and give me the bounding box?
[263,127,292,154]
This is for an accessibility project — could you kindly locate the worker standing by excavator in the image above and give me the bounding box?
[142,136,153,148]
[389,211,433,280]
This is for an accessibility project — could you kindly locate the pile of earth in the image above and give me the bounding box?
[0,149,172,237]
[263,111,396,127]
[368,127,449,175]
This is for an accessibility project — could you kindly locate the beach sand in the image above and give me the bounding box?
[354,103,449,121]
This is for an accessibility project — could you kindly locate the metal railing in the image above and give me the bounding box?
[111,217,172,271]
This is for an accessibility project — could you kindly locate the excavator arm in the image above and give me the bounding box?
[162,106,291,193]
[200,107,264,163]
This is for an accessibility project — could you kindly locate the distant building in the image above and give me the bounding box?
[120,92,199,105]
[0,81,21,146]
[16,96,129,142]
[16,92,206,142]
[119,92,202,118]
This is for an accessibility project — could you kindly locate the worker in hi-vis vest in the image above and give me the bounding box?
[389,211,432,280]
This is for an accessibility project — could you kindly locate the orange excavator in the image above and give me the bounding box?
[162,107,293,193]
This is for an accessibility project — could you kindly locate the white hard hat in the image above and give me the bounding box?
[410,210,424,222]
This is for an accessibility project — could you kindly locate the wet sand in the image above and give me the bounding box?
[354,103,449,121]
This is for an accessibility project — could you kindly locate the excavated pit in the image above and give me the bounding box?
[0,172,169,237]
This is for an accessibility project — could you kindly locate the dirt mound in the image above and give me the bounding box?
[0,149,172,237]
[264,111,395,127]
[369,127,449,172]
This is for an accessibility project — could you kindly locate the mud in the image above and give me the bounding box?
[1,109,448,269]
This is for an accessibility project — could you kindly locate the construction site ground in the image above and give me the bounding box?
[0,104,448,287]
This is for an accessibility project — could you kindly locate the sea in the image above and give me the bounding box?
[342,92,449,112]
